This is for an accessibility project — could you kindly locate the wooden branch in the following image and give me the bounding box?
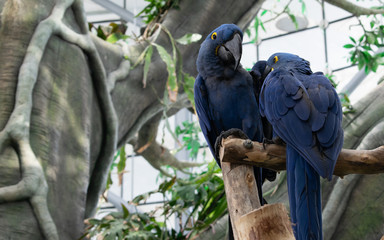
[220,138,384,177]
[325,0,384,16]
[221,162,261,240]
[220,139,295,239]
[235,204,294,240]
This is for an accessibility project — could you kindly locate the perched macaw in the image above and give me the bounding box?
[259,52,344,239]
[194,24,275,201]
[194,23,276,239]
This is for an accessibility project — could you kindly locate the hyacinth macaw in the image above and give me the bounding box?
[259,52,344,239]
[194,24,276,202]
[194,24,277,239]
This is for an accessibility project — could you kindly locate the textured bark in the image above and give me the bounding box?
[221,162,261,239]
[325,0,384,16]
[220,139,384,177]
[235,204,294,240]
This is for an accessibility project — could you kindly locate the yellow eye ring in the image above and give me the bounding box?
[273,56,279,63]
[211,32,217,40]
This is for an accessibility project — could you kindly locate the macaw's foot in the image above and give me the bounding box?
[214,128,249,160]
[262,136,285,149]
[272,136,285,146]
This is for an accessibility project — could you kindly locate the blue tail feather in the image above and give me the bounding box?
[287,145,322,240]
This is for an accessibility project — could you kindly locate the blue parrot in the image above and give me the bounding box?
[194,24,274,199]
[259,52,344,239]
[194,24,276,238]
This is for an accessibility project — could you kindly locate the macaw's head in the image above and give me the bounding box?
[196,24,243,77]
[250,60,269,82]
[265,52,312,74]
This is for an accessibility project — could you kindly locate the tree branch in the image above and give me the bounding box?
[325,0,384,16]
[128,111,201,177]
[219,138,384,177]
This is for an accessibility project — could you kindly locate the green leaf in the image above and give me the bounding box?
[366,32,376,44]
[183,73,195,107]
[121,204,130,219]
[288,13,298,29]
[153,43,178,91]
[132,45,150,68]
[106,172,113,190]
[361,51,372,61]
[175,33,202,45]
[261,9,268,16]
[260,21,266,32]
[96,26,107,40]
[358,53,365,69]
[343,44,355,49]
[370,20,375,29]
[142,45,153,88]
[244,28,251,38]
[372,60,379,72]
[106,33,129,44]
[117,146,126,173]
[88,23,94,31]
[159,176,176,193]
[299,0,306,14]
[349,36,356,43]
[254,17,260,42]
[109,22,119,33]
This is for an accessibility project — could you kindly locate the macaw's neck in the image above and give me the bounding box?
[197,56,238,79]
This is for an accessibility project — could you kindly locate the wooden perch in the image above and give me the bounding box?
[220,140,295,240]
[220,138,384,177]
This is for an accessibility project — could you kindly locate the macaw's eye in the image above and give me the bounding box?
[211,32,217,40]
[273,56,279,63]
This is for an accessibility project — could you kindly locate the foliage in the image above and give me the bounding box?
[175,121,205,160]
[339,93,356,114]
[245,0,306,44]
[130,24,201,104]
[88,22,129,43]
[137,0,181,24]
[325,73,338,88]
[82,161,226,240]
[106,146,128,190]
[344,14,384,74]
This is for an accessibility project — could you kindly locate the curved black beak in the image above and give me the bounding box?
[217,33,242,70]
[263,65,272,77]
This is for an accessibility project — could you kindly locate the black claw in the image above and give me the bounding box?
[214,128,249,160]
[272,136,286,146]
[222,128,248,139]
[214,134,224,160]
[262,137,274,149]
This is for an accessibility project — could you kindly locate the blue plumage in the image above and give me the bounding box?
[195,24,272,239]
[259,53,343,239]
[195,24,263,165]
